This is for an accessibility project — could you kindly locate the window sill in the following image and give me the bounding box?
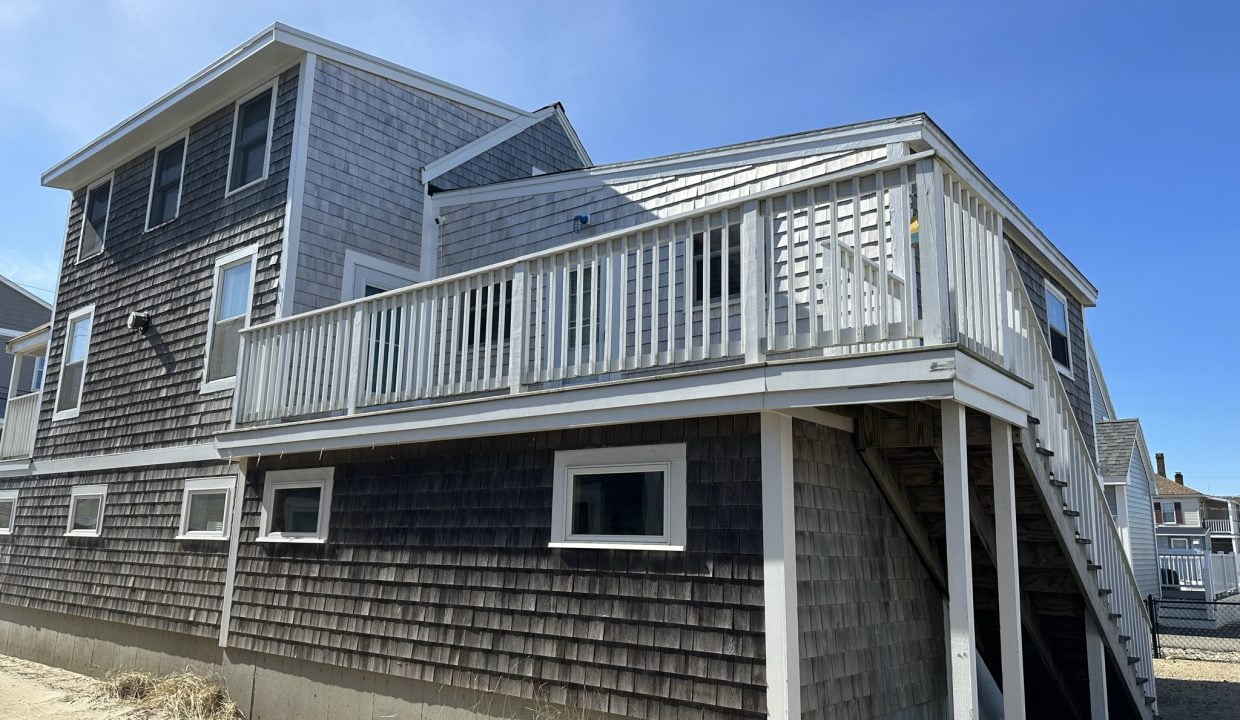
[224,175,268,199]
[52,408,80,422]
[175,534,229,542]
[1054,361,1072,378]
[75,249,104,265]
[549,541,684,552]
[63,531,100,538]
[199,377,237,395]
[257,536,328,544]
[144,217,179,233]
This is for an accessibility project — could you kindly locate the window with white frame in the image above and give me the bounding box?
[550,444,687,550]
[1159,501,1181,524]
[1170,537,1190,550]
[54,305,94,419]
[78,177,112,261]
[147,135,187,229]
[66,484,106,537]
[0,490,17,534]
[177,477,234,540]
[227,84,276,193]
[1044,283,1072,372]
[259,468,333,542]
[201,246,256,392]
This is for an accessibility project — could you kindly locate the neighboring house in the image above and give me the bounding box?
[0,275,51,428]
[1096,419,1161,601]
[0,23,1161,720]
[1152,462,1239,557]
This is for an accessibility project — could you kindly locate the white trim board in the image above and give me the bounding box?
[0,275,52,310]
[423,106,558,182]
[276,53,317,317]
[551,103,592,167]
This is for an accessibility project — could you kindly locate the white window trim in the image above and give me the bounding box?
[65,484,107,537]
[176,476,235,541]
[1044,282,1072,376]
[550,444,687,551]
[340,249,420,301]
[0,489,17,535]
[258,468,333,543]
[200,244,259,394]
[76,174,114,263]
[52,304,95,421]
[144,132,190,231]
[1169,537,1190,550]
[224,79,279,198]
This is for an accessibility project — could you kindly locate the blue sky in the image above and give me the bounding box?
[1,1,1237,492]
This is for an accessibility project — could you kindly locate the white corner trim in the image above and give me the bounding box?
[760,411,799,719]
[276,53,317,318]
[423,107,557,183]
[218,459,249,648]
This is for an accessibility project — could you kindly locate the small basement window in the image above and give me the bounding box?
[54,305,95,420]
[78,177,112,261]
[550,444,687,550]
[227,84,276,193]
[177,477,234,540]
[0,490,17,534]
[147,135,187,229]
[1044,283,1072,372]
[259,468,334,543]
[201,245,257,392]
[66,484,107,537]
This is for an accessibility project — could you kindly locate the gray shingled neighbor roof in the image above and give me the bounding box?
[1096,419,1140,477]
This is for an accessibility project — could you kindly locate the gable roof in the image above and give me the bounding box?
[1096,419,1139,476]
[1154,474,1204,497]
[0,274,52,310]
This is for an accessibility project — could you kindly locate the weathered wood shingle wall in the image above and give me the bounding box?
[35,65,299,459]
[229,417,766,719]
[435,147,886,275]
[0,462,235,639]
[793,420,946,719]
[1010,244,1095,454]
[435,114,585,191]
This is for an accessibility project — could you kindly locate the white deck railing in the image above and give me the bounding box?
[1205,518,1233,534]
[1159,550,1240,599]
[0,393,39,460]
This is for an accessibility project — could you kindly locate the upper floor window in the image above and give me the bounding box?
[54,305,94,420]
[1044,283,1071,372]
[78,177,112,261]
[1159,501,1182,524]
[147,136,187,229]
[227,84,276,194]
[201,246,256,392]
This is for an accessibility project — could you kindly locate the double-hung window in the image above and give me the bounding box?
[54,305,94,419]
[66,485,106,537]
[550,444,687,551]
[0,490,17,534]
[202,246,256,392]
[227,84,276,193]
[259,468,334,543]
[78,177,112,261]
[1044,283,1072,372]
[147,135,187,228]
[177,477,234,540]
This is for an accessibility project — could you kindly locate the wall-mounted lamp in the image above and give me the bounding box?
[573,214,590,233]
[126,311,151,333]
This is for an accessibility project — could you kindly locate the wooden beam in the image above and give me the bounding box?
[859,447,947,594]
[942,400,978,719]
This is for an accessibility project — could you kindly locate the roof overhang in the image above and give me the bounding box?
[42,23,529,191]
[5,323,49,355]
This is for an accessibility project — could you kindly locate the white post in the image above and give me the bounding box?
[345,305,366,414]
[992,416,1025,719]
[942,400,978,719]
[1084,617,1109,720]
[741,200,764,365]
[760,412,799,719]
[508,263,527,393]
[915,158,953,346]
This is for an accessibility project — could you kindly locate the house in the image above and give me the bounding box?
[0,23,1158,720]
[1152,459,1240,602]
[0,274,51,434]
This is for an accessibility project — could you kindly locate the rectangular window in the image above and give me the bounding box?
[0,490,17,534]
[259,468,333,542]
[201,246,256,392]
[31,356,46,392]
[177,477,234,540]
[227,84,276,193]
[1170,537,1189,550]
[66,484,106,537]
[147,136,187,228]
[550,444,687,550]
[78,177,112,261]
[54,305,94,420]
[692,222,741,304]
[1044,283,1071,371]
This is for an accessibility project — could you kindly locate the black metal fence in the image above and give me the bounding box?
[1149,594,1240,661]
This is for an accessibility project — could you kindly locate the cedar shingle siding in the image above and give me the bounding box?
[229,418,767,719]
[435,115,585,190]
[793,420,947,719]
[35,65,300,459]
[0,462,235,638]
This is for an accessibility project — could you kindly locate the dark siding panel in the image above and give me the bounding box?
[1010,243,1095,455]
[793,420,947,719]
[436,115,585,191]
[0,462,234,638]
[230,418,766,719]
[35,65,299,459]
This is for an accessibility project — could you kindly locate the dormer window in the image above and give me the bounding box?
[227,84,276,194]
[147,136,187,229]
[78,177,112,261]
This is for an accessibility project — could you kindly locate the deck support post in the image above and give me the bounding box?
[741,200,764,365]
[991,416,1025,719]
[1085,616,1109,719]
[760,411,799,719]
[942,400,978,719]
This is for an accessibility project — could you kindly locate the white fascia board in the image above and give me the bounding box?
[552,103,592,167]
[27,443,222,475]
[0,275,52,310]
[919,121,1099,307]
[432,116,926,206]
[423,107,558,182]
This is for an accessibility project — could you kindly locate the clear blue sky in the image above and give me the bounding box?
[1,1,1236,492]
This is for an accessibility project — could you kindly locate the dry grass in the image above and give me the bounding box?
[102,670,241,720]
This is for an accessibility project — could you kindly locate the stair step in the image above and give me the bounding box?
[1050,476,1068,487]
[1119,635,1132,642]
[1128,656,1141,665]
[1036,445,1055,457]
[1098,588,1113,596]
[1027,414,1040,425]
[1109,612,1123,620]
[1075,536,1093,545]
[1087,562,1102,571]
[1135,676,1149,684]
[1063,508,1081,517]
[1145,696,1157,706]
